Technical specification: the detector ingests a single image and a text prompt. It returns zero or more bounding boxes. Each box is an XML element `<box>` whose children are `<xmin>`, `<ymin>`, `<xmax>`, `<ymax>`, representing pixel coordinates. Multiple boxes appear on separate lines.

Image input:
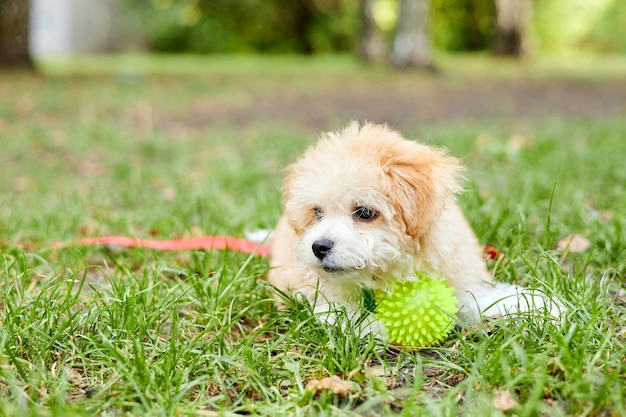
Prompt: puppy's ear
<box><xmin>382</xmin><ymin>142</ymin><xmax>464</xmax><ymax>238</ymax></box>
<box><xmin>281</xmin><ymin>166</ymin><xmax>316</xmax><ymax>236</ymax></box>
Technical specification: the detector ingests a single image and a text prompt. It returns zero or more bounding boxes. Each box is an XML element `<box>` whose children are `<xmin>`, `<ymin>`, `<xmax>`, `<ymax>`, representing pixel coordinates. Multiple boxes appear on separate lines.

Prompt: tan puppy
<box><xmin>269</xmin><ymin>122</ymin><xmax>552</xmax><ymax>330</ymax></box>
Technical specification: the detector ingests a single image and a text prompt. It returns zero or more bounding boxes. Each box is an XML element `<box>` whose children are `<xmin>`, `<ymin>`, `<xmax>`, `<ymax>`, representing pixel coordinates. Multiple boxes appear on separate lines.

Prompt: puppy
<box><xmin>268</xmin><ymin>122</ymin><xmax>554</xmax><ymax>331</ymax></box>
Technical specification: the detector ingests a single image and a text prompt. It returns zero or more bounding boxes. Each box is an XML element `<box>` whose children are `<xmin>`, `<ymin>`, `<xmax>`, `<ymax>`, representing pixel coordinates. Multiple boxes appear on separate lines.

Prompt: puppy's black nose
<box><xmin>312</xmin><ymin>239</ymin><xmax>334</xmax><ymax>260</ymax></box>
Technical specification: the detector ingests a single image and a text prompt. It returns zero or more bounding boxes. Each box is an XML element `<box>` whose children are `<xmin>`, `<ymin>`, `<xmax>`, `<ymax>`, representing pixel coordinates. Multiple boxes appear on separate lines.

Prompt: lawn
<box><xmin>0</xmin><ymin>54</ymin><xmax>625</xmax><ymax>416</ymax></box>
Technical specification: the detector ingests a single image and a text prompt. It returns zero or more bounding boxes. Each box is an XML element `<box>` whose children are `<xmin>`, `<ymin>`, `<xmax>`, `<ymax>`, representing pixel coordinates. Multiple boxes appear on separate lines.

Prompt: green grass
<box><xmin>1</xmin><ymin>55</ymin><xmax>625</xmax><ymax>416</ymax></box>
<box><xmin>36</xmin><ymin>52</ymin><xmax>626</xmax><ymax>80</ymax></box>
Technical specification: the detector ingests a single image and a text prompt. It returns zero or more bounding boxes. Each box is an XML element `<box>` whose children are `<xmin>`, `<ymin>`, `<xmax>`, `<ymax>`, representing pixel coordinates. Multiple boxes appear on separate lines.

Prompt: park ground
<box><xmin>0</xmin><ymin>54</ymin><xmax>625</xmax><ymax>416</ymax></box>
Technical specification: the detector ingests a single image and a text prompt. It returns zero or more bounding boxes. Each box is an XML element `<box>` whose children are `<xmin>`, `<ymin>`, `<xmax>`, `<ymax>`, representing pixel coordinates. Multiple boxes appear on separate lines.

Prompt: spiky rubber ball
<box><xmin>375</xmin><ymin>276</ymin><xmax>459</xmax><ymax>347</ymax></box>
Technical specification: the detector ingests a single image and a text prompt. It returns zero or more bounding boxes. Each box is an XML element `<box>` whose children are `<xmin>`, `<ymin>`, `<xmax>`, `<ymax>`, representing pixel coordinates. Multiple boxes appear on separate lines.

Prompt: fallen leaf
<box><xmin>365</xmin><ymin>365</ymin><xmax>391</xmax><ymax>378</ymax></box>
<box><xmin>493</xmin><ymin>389</ymin><xmax>519</xmax><ymax>412</ymax></box>
<box><xmin>65</xmin><ymin>367</ymin><xmax>85</xmax><ymax>386</ymax></box>
<box><xmin>161</xmin><ymin>186</ymin><xmax>177</xmax><ymax>201</ymax></box>
<box><xmin>306</xmin><ymin>375</ymin><xmax>355</xmax><ymax>396</ymax></box>
<box><xmin>600</xmin><ymin>210</ymin><xmax>613</xmax><ymax>221</ymax></box>
<box><xmin>78</xmin><ymin>219</ymin><xmax>101</xmax><ymax>237</ymax></box>
<box><xmin>506</xmin><ymin>133</ymin><xmax>532</xmax><ymax>154</ymax></box>
<box><xmin>557</xmin><ymin>234</ymin><xmax>591</xmax><ymax>253</ymax></box>
<box><xmin>38</xmin><ymin>386</ymin><xmax>49</xmax><ymax>398</ymax></box>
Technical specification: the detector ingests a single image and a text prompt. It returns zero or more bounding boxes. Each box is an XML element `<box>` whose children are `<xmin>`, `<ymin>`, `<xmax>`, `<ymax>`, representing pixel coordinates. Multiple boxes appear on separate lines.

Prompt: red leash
<box><xmin>50</xmin><ymin>235</ymin><xmax>499</xmax><ymax>265</ymax></box>
<box><xmin>52</xmin><ymin>235</ymin><xmax>270</xmax><ymax>257</ymax></box>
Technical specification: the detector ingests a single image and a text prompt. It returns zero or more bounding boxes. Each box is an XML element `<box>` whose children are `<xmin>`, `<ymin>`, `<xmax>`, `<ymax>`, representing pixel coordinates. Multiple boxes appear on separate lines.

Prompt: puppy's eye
<box><xmin>313</xmin><ymin>207</ymin><xmax>324</xmax><ymax>220</ymax></box>
<box><xmin>353</xmin><ymin>206</ymin><xmax>378</xmax><ymax>222</ymax></box>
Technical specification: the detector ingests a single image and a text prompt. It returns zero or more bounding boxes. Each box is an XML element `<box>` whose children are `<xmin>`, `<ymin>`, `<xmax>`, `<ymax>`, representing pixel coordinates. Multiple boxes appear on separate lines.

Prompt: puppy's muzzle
<box><xmin>312</xmin><ymin>238</ymin><xmax>334</xmax><ymax>260</ymax></box>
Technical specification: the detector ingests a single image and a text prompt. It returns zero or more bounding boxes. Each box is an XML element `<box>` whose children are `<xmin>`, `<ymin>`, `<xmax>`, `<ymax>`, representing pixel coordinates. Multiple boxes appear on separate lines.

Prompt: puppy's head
<box><xmin>282</xmin><ymin>122</ymin><xmax>463</xmax><ymax>288</ymax></box>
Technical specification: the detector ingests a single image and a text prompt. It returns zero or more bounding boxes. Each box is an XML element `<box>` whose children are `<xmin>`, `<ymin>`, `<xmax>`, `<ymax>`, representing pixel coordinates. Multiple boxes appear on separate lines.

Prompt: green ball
<box><xmin>375</xmin><ymin>275</ymin><xmax>459</xmax><ymax>347</ymax></box>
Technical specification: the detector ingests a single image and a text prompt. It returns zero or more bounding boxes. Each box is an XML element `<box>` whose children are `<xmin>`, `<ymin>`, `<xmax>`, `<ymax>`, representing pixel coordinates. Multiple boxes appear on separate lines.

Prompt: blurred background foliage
<box><xmin>122</xmin><ymin>0</ymin><xmax>626</xmax><ymax>55</ymax></box>
<box><xmin>125</xmin><ymin>0</ymin><xmax>359</xmax><ymax>54</ymax></box>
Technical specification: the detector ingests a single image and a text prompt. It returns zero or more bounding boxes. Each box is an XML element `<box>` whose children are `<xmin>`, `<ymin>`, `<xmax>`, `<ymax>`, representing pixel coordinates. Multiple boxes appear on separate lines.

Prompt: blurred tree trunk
<box><xmin>492</xmin><ymin>0</ymin><xmax>531</xmax><ymax>57</ymax></box>
<box><xmin>359</xmin><ymin>0</ymin><xmax>386</xmax><ymax>63</ymax></box>
<box><xmin>391</xmin><ymin>0</ymin><xmax>434</xmax><ymax>70</ymax></box>
<box><xmin>0</xmin><ymin>0</ymin><xmax>34</xmax><ymax>68</ymax></box>
<box><xmin>292</xmin><ymin>0</ymin><xmax>314</xmax><ymax>54</ymax></box>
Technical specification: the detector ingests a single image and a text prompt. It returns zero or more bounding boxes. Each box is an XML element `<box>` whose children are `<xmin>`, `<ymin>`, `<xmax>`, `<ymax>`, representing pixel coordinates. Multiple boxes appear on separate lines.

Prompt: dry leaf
<box><xmin>38</xmin><ymin>386</ymin><xmax>49</xmax><ymax>398</ymax></box>
<box><xmin>365</xmin><ymin>365</ymin><xmax>391</xmax><ymax>378</ymax></box>
<box><xmin>161</xmin><ymin>186</ymin><xmax>177</xmax><ymax>201</ymax></box>
<box><xmin>506</xmin><ymin>133</ymin><xmax>532</xmax><ymax>154</ymax></box>
<box><xmin>557</xmin><ymin>234</ymin><xmax>591</xmax><ymax>253</ymax></box>
<box><xmin>78</xmin><ymin>219</ymin><xmax>101</xmax><ymax>237</ymax></box>
<box><xmin>492</xmin><ymin>389</ymin><xmax>519</xmax><ymax>411</ymax></box>
<box><xmin>306</xmin><ymin>375</ymin><xmax>355</xmax><ymax>396</ymax></box>
<box><xmin>65</xmin><ymin>367</ymin><xmax>85</xmax><ymax>386</ymax></box>
<box><xmin>600</xmin><ymin>210</ymin><xmax>614</xmax><ymax>221</ymax></box>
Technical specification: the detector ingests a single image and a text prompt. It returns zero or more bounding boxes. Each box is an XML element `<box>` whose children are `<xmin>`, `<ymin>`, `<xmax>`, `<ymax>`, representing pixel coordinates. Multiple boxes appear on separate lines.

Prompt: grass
<box><xmin>1</xmin><ymin>54</ymin><xmax>625</xmax><ymax>416</ymax></box>
<box><xmin>36</xmin><ymin>51</ymin><xmax>626</xmax><ymax>80</ymax></box>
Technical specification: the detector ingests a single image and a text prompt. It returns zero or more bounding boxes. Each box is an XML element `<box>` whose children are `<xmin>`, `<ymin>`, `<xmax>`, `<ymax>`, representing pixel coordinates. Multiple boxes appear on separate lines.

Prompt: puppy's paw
<box><xmin>312</xmin><ymin>301</ymin><xmax>389</xmax><ymax>340</ymax></box>
<box><xmin>458</xmin><ymin>282</ymin><xmax>565</xmax><ymax>324</ymax></box>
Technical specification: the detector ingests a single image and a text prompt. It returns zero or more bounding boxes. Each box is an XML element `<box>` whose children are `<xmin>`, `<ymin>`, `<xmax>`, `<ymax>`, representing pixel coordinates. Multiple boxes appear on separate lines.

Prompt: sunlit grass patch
<box><xmin>0</xmin><ymin>57</ymin><xmax>624</xmax><ymax>415</ymax></box>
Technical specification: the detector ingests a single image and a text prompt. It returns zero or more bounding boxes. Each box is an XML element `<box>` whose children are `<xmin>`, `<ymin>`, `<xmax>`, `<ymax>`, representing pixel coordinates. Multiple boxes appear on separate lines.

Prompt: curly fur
<box><xmin>268</xmin><ymin>122</ymin><xmax>558</xmax><ymax>331</ymax></box>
